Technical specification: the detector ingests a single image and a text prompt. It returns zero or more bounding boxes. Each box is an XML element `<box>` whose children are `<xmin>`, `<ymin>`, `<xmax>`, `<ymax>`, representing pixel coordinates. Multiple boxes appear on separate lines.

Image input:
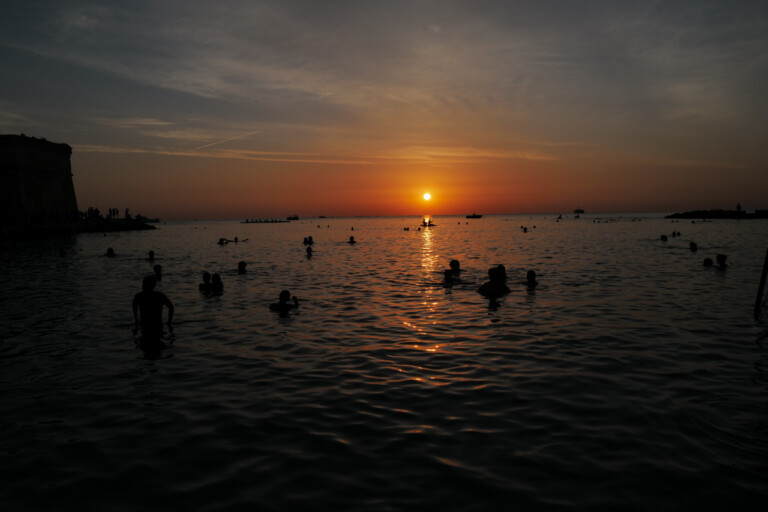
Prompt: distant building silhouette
<box><xmin>0</xmin><ymin>135</ymin><xmax>78</xmax><ymax>231</ymax></box>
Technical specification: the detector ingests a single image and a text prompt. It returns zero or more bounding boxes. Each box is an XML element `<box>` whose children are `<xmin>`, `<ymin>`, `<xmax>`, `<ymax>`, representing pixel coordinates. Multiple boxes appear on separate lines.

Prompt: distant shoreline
<box><xmin>666</xmin><ymin>209</ymin><xmax>768</xmax><ymax>220</ymax></box>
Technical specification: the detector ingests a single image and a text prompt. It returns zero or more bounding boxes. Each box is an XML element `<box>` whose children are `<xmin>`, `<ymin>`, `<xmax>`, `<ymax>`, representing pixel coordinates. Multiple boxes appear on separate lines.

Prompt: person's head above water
<box><xmin>238</xmin><ymin>261</ymin><xmax>247</xmax><ymax>273</ymax></box>
<box><xmin>450</xmin><ymin>259</ymin><xmax>460</xmax><ymax>272</ymax></box>
<box><xmin>279</xmin><ymin>290</ymin><xmax>291</xmax><ymax>303</ymax></box>
<box><xmin>526</xmin><ymin>269</ymin><xmax>538</xmax><ymax>287</ymax></box>
<box><xmin>202</xmin><ymin>271</ymin><xmax>211</xmax><ymax>283</ymax></box>
<box><xmin>142</xmin><ymin>275</ymin><xmax>157</xmax><ymax>292</ymax></box>
<box><xmin>106</xmin><ymin>247</ymin><xmax>115</xmax><ymax>257</ymax></box>
<box><xmin>148</xmin><ymin>250</ymin><xmax>155</xmax><ymax>260</ymax></box>
<box><xmin>716</xmin><ymin>254</ymin><xmax>728</xmax><ymax>267</ymax></box>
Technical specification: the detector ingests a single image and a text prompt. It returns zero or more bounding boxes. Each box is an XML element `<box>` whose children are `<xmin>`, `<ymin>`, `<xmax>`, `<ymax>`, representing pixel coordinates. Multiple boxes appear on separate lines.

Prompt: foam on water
<box><xmin>2</xmin><ymin>214</ymin><xmax>768</xmax><ymax>510</ymax></box>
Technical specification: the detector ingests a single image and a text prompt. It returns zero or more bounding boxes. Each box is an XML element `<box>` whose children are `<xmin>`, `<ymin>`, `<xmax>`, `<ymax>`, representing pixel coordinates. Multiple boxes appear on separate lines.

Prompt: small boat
<box><xmin>286</xmin><ymin>215</ymin><xmax>299</xmax><ymax>221</ymax></box>
<box><xmin>466</xmin><ymin>213</ymin><xmax>483</xmax><ymax>219</ymax></box>
<box><xmin>574</xmin><ymin>208</ymin><xmax>585</xmax><ymax>214</ymax></box>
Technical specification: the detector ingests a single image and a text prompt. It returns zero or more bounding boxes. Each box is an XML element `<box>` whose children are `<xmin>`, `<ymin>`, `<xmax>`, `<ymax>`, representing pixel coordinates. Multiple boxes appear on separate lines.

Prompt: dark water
<box><xmin>2</xmin><ymin>214</ymin><xmax>768</xmax><ymax>510</ymax></box>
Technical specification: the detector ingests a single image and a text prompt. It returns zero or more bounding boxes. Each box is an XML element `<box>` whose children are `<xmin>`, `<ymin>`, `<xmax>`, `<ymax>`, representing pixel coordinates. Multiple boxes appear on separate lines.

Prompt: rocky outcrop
<box><xmin>1</xmin><ymin>135</ymin><xmax>79</xmax><ymax>234</ymax></box>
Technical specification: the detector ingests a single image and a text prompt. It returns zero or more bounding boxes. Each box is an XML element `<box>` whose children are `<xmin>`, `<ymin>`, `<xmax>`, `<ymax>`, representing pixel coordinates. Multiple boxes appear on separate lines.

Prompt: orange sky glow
<box><xmin>3</xmin><ymin>2</ymin><xmax>767</xmax><ymax>219</ymax></box>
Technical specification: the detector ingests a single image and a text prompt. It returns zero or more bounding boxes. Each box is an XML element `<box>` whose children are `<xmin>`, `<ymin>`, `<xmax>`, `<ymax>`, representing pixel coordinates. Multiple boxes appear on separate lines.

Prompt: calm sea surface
<box><xmin>2</xmin><ymin>214</ymin><xmax>768</xmax><ymax>511</ymax></box>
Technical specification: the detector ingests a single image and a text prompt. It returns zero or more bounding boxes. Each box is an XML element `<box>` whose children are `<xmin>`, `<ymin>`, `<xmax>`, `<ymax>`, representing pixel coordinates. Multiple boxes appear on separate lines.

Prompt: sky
<box><xmin>1</xmin><ymin>0</ymin><xmax>767</xmax><ymax>219</ymax></box>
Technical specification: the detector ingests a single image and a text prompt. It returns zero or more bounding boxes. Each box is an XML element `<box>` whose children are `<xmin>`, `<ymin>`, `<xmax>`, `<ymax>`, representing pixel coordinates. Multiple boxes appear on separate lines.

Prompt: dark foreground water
<box><xmin>2</xmin><ymin>214</ymin><xmax>768</xmax><ymax>511</ymax></box>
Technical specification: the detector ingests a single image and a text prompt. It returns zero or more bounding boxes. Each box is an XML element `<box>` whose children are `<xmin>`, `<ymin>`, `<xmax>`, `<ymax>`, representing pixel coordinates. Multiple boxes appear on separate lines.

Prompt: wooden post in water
<box><xmin>756</xmin><ymin>245</ymin><xmax>768</xmax><ymax>320</ymax></box>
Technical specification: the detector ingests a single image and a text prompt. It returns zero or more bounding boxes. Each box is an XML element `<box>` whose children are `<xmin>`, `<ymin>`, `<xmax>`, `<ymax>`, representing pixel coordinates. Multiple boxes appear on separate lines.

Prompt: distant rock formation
<box><xmin>1</xmin><ymin>134</ymin><xmax>156</xmax><ymax>238</ymax></box>
<box><xmin>666</xmin><ymin>209</ymin><xmax>768</xmax><ymax>220</ymax></box>
<box><xmin>1</xmin><ymin>135</ymin><xmax>79</xmax><ymax>233</ymax></box>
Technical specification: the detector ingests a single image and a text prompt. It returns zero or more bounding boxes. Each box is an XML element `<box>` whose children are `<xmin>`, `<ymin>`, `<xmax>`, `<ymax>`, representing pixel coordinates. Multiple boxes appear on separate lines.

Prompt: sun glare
<box><xmin>423</xmin><ymin>193</ymin><xmax>431</xmax><ymax>201</ymax></box>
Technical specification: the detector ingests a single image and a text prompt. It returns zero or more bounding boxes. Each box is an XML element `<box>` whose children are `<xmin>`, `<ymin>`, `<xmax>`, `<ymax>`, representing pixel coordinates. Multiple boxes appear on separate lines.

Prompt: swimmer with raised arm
<box><xmin>270</xmin><ymin>290</ymin><xmax>300</xmax><ymax>316</ymax></box>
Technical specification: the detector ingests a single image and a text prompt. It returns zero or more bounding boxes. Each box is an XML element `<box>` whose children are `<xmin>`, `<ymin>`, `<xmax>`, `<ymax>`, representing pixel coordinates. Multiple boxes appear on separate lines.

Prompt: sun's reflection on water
<box><xmin>420</xmin><ymin>222</ymin><xmax>439</xmax><ymax>313</ymax></box>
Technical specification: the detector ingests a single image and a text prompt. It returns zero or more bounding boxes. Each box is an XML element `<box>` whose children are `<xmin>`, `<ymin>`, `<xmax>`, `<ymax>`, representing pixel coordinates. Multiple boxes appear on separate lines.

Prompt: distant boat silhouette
<box><xmin>466</xmin><ymin>213</ymin><xmax>483</xmax><ymax>218</ymax></box>
<box><xmin>287</xmin><ymin>215</ymin><xmax>299</xmax><ymax>221</ymax></box>
<box><xmin>574</xmin><ymin>208</ymin><xmax>585</xmax><ymax>214</ymax></box>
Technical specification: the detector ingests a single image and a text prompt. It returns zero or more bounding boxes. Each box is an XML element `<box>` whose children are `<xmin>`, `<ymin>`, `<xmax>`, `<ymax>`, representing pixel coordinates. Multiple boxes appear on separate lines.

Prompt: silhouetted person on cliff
<box><xmin>133</xmin><ymin>275</ymin><xmax>174</xmax><ymax>341</ymax></box>
<box><xmin>270</xmin><ymin>290</ymin><xmax>299</xmax><ymax>317</ymax></box>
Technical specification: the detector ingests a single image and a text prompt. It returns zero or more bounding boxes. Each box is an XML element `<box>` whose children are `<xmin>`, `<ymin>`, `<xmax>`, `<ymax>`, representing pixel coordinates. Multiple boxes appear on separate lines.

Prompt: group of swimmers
<box><xmin>469</xmin><ymin>261</ymin><xmax>538</xmax><ymax>299</ymax></box>
<box><xmin>130</xmin><ymin>240</ymin><xmax>538</xmax><ymax>349</ymax></box>
<box><xmin>660</xmin><ymin>231</ymin><xmax>728</xmax><ymax>268</ymax></box>
<box><xmin>130</xmin><ymin>246</ymin><xmax>303</xmax><ymax>346</ymax></box>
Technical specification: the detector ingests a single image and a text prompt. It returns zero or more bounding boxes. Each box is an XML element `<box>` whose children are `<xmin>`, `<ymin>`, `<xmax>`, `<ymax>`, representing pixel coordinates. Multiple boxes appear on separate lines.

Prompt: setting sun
<box><xmin>423</xmin><ymin>193</ymin><xmax>431</xmax><ymax>201</ymax></box>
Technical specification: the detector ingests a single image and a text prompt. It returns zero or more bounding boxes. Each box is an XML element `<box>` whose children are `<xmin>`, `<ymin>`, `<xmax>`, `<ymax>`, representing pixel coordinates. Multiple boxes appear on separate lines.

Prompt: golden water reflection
<box><xmin>420</xmin><ymin>221</ymin><xmax>439</xmax><ymax>312</ymax></box>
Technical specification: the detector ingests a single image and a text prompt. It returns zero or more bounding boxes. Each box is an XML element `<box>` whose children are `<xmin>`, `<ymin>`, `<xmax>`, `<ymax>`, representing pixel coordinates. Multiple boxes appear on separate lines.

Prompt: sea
<box><xmin>2</xmin><ymin>213</ymin><xmax>768</xmax><ymax>511</ymax></box>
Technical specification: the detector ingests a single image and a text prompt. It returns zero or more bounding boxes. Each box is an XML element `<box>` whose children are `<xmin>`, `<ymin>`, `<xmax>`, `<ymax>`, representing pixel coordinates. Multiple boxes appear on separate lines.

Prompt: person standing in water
<box><xmin>132</xmin><ymin>275</ymin><xmax>174</xmax><ymax>340</ymax></box>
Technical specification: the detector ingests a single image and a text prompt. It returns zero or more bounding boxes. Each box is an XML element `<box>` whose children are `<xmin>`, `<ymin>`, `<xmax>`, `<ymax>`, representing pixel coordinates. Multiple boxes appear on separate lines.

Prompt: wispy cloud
<box><xmin>195</xmin><ymin>131</ymin><xmax>261</xmax><ymax>151</ymax></box>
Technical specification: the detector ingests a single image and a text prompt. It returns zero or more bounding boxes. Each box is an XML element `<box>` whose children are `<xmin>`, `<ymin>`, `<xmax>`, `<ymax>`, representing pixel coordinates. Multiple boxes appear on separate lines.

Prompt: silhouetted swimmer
<box><xmin>147</xmin><ymin>250</ymin><xmax>155</xmax><ymax>261</ymax></box>
<box><xmin>306</xmin><ymin>246</ymin><xmax>313</xmax><ymax>258</ymax></box>
<box><xmin>303</xmin><ymin>237</ymin><xmax>309</xmax><ymax>245</ymax></box>
<box><xmin>703</xmin><ymin>258</ymin><xmax>713</xmax><ymax>267</ymax></box>
<box><xmin>716</xmin><ymin>254</ymin><xmax>728</xmax><ymax>268</ymax></box>
<box><xmin>526</xmin><ymin>269</ymin><xmax>538</xmax><ymax>288</ymax></box>
<box><xmin>689</xmin><ymin>242</ymin><xmax>698</xmax><ymax>252</ymax></box>
<box><xmin>477</xmin><ymin>266</ymin><xmax>511</xmax><ymax>298</ymax></box>
<box><xmin>270</xmin><ymin>290</ymin><xmax>299</xmax><ymax>316</ymax></box>
<box><xmin>105</xmin><ymin>247</ymin><xmax>116</xmax><ymax>257</ymax></box>
<box><xmin>238</xmin><ymin>261</ymin><xmax>247</xmax><ymax>274</ymax></box>
<box><xmin>449</xmin><ymin>259</ymin><xmax>461</xmax><ymax>275</ymax></box>
<box><xmin>443</xmin><ymin>269</ymin><xmax>454</xmax><ymax>287</ymax></box>
<box><xmin>212</xmin><ymin>273</ymin><xmax>223</xmax><ymax>293</ymax></box>
<box><xmin>132</xmin><ymin>275</ymin><xmax>174</xmax><ymax>341</ymax></box>
<box><xmin>199</xmin><ymin>271</ymin><xmax>212</xmax><ymax>293</ymax></box>
<box><xmin>308</xmin><ymin>236</ymin><xmax>314</xmax><ymax>245</ymax></box>
<box><xmin>218</xmin><ymin>238</ymin><xmax>227</xmax><ymax>245</ymax></box>
<box><xmin>153</xmin><ymin>264</ymin><xmax>162</xmax><ymax>281</ymax></box>
<box><xmin>349</xmin><ymin>236</ymin><xmax>356</xmax><ymax>244</ymax></box>
<box><xmin>660</xmin><ymin>235</ymin><xmax>668</xmax><ymax>241</ymax></box>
